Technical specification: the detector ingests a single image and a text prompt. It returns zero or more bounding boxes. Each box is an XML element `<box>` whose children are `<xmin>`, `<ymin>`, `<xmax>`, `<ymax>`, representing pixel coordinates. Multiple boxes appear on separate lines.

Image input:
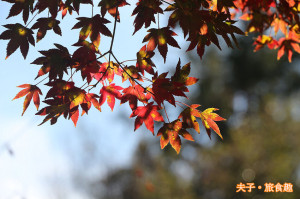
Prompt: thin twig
<box><xmin>111</xmin><ymin>52</ymin><xmax>154</xmax><ymax>96</ymax></box>
<box><xmin>175</xmin><ymin>100</ymin><xmax>192</xmax><ymax>108</ymax></box>
<box><xmin>88</xmin><ymin>7</ymin><xmax>119</xmax><ymax>92</ymax></box>
<box><xmin>158</xmin><ymin>12</ymin><xmax>160</xmax><ymax>29</ymax></box>
<box><xmin>92</xmin><ymin>0</ymin><xmax>94</xmax><ymax>17</ymax></box>
<box><xmin>35</xmin><ymin>76</ymin><xmax>48</xmax><ymax>86</ymax></box>
<box><xmin>161</xmin><ymin>0</ymin><xmax>173</xmax><ymax>6</ymax></box>
<box><xmin>162</xmin><ymin>103</ymin><xmax>170</xmax><ymax>123</ymax></box>
<box><xmin>25</xmin><ymin>12</ymin><xmax>39</xmax><ymax>27</ymax></box>
<box><xmin>120</xmin><ymin>59</ymin><xmax>137</xmax><ymax>64</ymax></box>
<box><xmin>108</xmin><ymin>7</ymin><xmax>119</xmax><ymax>64</ymax></box>
<box><xmin>175</xmin><ymin>102</ymin><xmax>185</xmax><ymax>109</ymax></box>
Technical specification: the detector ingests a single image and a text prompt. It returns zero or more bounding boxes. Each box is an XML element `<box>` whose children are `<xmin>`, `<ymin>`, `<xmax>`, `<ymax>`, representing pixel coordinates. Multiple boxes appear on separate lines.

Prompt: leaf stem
<box><xmin>162</xmin><ymin>102</ymin><xmax>170</xmax><ymax>123</ymax></box>
<box><xmin>175</xmin><ymin>101</ymin><xmax>192</xmax><ymax>108</ymax></box>
<box><xmin>161</xmin><ymin>0</ymin><xmax>173</xmax><ymax>6</ymax></box>
<box><xmin>25</xmin><ymin>12</ymin><xmax>39</xmax><ymax>28</ymax></box>
<box><xmin>35</xmin><ymin>76</ymin><xmax>49</xmax><ymax>86</ymax></box>
<box><xmin>111</xmin><ymin>52</ymin><xmax>154</xmax><ymax>96</ymax></box>
<box><xmin>108</xmin><ymin>7</ymin><xmax>119</xmax><ymax>64</ymax></box>
<box><xmin>120</xmin><ymin>59</ymin><xmax>137</xmax><ymax>64</ymax></box>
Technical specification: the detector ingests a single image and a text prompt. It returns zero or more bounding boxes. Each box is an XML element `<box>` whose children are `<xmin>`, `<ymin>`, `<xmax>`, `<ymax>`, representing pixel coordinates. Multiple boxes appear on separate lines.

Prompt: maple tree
<box><xmin>1</xmin><ymin>0</ymin><xmax>298</xmax><ymax>154</ymax></box>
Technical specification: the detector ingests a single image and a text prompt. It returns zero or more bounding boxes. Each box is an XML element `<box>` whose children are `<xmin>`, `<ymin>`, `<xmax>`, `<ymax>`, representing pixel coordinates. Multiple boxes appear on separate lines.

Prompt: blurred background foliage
<box><xmin>55</xmin><ymin>35</ymin><xmax>300</xmax><ymax>199</ymax></box>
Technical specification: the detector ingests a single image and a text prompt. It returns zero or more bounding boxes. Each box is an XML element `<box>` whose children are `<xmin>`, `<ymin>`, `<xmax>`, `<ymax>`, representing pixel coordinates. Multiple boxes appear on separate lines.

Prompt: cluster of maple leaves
<box><xmin>1</xmin><ymin>0</ymin><xmax>298</xmax><ymax>153</ymax></box>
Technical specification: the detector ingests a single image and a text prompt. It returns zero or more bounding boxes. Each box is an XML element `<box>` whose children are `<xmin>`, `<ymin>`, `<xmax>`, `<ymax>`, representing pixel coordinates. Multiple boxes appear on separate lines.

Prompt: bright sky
<box><xmin>0</xmin><ymin>1</ymin><xmax>199</xmax><ymax>198</ymax></box>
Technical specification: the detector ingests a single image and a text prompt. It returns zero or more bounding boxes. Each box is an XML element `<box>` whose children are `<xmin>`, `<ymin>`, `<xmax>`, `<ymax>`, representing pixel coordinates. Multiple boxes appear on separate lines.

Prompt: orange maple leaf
<box><xmin>13</xmin><ymin>84</ymin><xmax>42</xmax><ymax>116</ymax></box>
<box><xmin>157</xmin><ymin>119</ymin><xmax>194</xmax><ymax>154</ymax></box>
<box><xmin>200</xmin><ymin>108</ymin><xmax>226</xmax><ymax>139</ymax></box>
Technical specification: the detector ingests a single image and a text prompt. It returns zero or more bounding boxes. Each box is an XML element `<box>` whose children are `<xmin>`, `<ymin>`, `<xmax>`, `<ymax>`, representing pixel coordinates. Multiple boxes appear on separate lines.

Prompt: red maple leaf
<box><xmin>149</xmin><ymin>72</ymin><xmax>189</xmax><ymax>106</ymax></box>
<box><xmin>130</xmin><ymin>102</ymin><xmax>164</xmax><ymax>134</ymax></box>
<box><xmin>92</xmin><ymin>61</ymin><xmax>121</xmax><ymax>84</ymax></box>
<box><xmin>143</xmin><ymin>27</ymin><xmax>180</xmax><ymax>62</ymax></box>
<box><xmin>81</xmin><ymin>93</ymin><xmax>102</xmax><ymax>115</ymax></box>
<box><xmin>13</xmin><ymin>84</ymin><xmax>42</xmax><ymax>116</ymax></box>
<box><xmin>121</xmin><ymin>84</ymin><xmax>148</xmax><ymax>110</ymax></box>
<box><xmin>99</xmin><ymin>83</ymin><xmax>123</xmax><ymax>111</ymax></box>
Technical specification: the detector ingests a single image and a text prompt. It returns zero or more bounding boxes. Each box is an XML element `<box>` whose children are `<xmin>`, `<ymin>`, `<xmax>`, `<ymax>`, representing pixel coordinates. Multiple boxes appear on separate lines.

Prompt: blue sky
<box><xmin>0</xmin><ymin>1</ymin><xmax>204</xmax><ymax>198</ymax></box>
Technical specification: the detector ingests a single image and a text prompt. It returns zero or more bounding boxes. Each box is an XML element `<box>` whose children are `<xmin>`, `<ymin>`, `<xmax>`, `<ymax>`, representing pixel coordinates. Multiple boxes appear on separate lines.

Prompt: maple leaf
<box><xmin>272</xmin><ymin>17</ymin><xmax>287</xmax><ymax>36</ymax></box>
<box><xmin>42</xmin><ymin>81</ymin><xmax>91</xmax><ymax>126</ymax></box>
<box><xmin>178</xmin><ymin>104</ymin><xmax>201</xmax><ymax>133</ymax></box>
<box><xmin>0</xmin><ymin>23</ymin><xmax>34</xmax><ymax>59</ymax></box>
<box><xmin>148</xmin><ymin>73</ymin><xmax>175</xmax><ymax>106</ymax></box>
<box><xmin>143</xmin><ymin>27</ymin><xmax>180</xmax><ymax>62</ymax></box>
<box><xmin>98</xmin><ymin>0</ymin><xmax>129</xmax><ymax>21</ymax></box>
<box><xmin>92</xmin><ymin>61</ymin><xmax>120</xmax><ymax>84</ymax></box>
<box><xmin>186</xmin><ymin>11</ymin><xmax>243</xmax><ymax>58</ymax></box>
<box><xmin>31</xmin><ymin>17</ymin><xmax>62</xmax><ymax>42</ymax></box>
<box><xmin>215</xmin><ymin>0</ymin><xmax>236</xmax><ymax>12</ymax></box>
<box><xmin>65</xmin><ymin>0</ymin><xmax>93</xmax><ymax>13</ymax></box>
<box><xmin>121</xmin><ymin>84</ymin><xmax>148</xmax><ymax>110</ymax></box>
<box><xmin>36</xmin><ymin>102</ymin><xmax>70</xmax><ymax>126</ymax></box>
<box><xmin>12</xmin><ymin>84</ymin><xmax>42</xmax><ymax>116</ymax></box>
<box><xmin>121</xmin><ymin>65</ymin><xmax>143</xmax><ymax>85</ymax></box>
<box><xmin>165</xmin><ymin>0</ymin><xmax>202</xmax><ymax>38</ymax></box>
<box><xmin>130</xmin><ymin>102</ymin><xmax>164</xmax><ymax>134</ymax></box>
<box><xmin>31</xmin><ymin>44</ymin><xmax>72</xmax><ymax>80</ymax></box>
<box><xmin>81</xmin><ymin>93</ymin><xmax>102</xmax><ymax>115</ymax></box>
<box><xmin>59</xmin><ymin>1</ymin><xmax>74</xmax><ymax>18</ymax></box>
<box><xmin>242</xmin><ymin>12</ymin><xmax>272</xmax><ymax>34</ymax></box>
<box><xmin>99</xmin><ymin>83</ymin><xmax>123</xmax><ymax>111</ymax></box>
<box><xmin>45</xmin><ymin>79</ymin><xmax>74</xmax><ymax>96</ymax></box>
<box><xmin>65</xmin><ymin>87</ymin><xmax>90</xmax><ymax>126</ymax></box>
<box><xmin>72</xmin><ymin>46</ymin><xmax>100</xmax><ymax>83</ymax></box>
<box><xmin>186</xmin><ymin>34</ymin><xmax>211</xmax><ymax>59</ymax></box>
<box><xmin>3</xmin><ymin>0</ymin><xmax>35</xmax><ymax>24</ymax></box>
<box><xmin>157</xmin><ymin>119</ymin><xmax>194</xmax><ymax>154</ymax></box>
<box><xmin>149</xmin><ymin>72</ymin><xmax>188</xmax><ymax>106</ymax></box>
<box><xmin>277</xmin><ymin>31</ymin><xmax>300</xmax><ymax>62</ymax></box>
<box><xmin>200</xmin><ymin>108</ymin><xmax>226</xmax><ymax>139</ymax></box>
<box><xmin>132</xmin><ymin>0</ymin><xmax>163</xmax><ymax>34</ymax></box>
<box><xmin>171</xmin><ymin>59</ymin><xmax>198</xmax><ymax>86</ymax></box>
<box><xmin>136</xmin><ymin>45</ymin><xmax>156</xmax><ymax>75</ymax></box>
<box><xmin>34</xmin><ymin>0</ymin><xmax>60</xmax><ymax>18</ymax></box>
<box><xmin>253</xmin><ymin>35</ymin><xmax>278</xmax><ymax>52</ymax></box>
<box><xmin>72</xmin><ymin>14</ymin><xmax>112</xmax><ymax>48</ymax></box>
<box><xmin>72</xmin><ymin>39</ymin><xmax>100</xmax><ymax>52</ymax></box>
<box><xmin>66</xmin><ymin>87</ymin><xmax>88</xmax><ymax>110</ymax></box>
